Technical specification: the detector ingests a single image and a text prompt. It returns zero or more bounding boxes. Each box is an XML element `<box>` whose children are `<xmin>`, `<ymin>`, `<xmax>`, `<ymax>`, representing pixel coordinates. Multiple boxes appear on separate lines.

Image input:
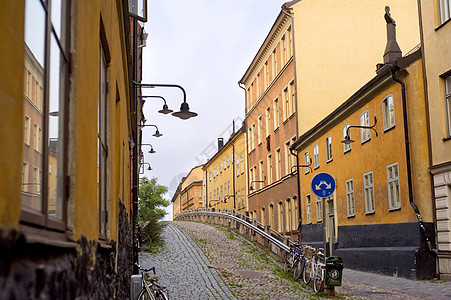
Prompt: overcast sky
<box><xmin>140</xmin><ymin>1</ymin><xmax>285</xmax><ymax>218</ymax></box>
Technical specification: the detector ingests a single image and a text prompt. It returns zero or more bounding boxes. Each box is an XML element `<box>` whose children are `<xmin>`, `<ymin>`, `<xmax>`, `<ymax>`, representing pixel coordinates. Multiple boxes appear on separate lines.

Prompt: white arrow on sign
<box><xmin>315</xmin><ymin>181</ymin><xmax>332</xmax><ymax>190</ymax></box>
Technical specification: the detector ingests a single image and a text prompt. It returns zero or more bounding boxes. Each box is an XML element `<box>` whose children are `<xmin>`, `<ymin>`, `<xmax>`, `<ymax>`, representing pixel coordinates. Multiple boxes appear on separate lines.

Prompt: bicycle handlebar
<box><xmin>133</xmin><ymin>263</ymin><xmax>156</xmax><ymax>274</ymax></box>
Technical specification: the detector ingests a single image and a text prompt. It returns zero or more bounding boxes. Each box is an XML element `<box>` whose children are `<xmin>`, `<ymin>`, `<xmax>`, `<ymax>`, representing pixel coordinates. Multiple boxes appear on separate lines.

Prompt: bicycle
<box><xmin>283</xmin><ymin>242</ymin><xmax>305</xmax><ymax>280</ymax></box>
<box><xmin>303</xmin><ymin>247</ymin><xmax>325</xmax><ymax>292</ymax></box>
<box><xmin>292</xmin><ymin>246</ymin><xmax>307</xmax><ymax>280</ymax></box>
<box><xmin>136</xmin><ymin>264</ymin><xmax>169</xmax><ymax>300</ymax></box>
<box><xmin>140</xmin><ymin>231</ymin><xmax>152</xmax><ymax>249</ymax></box>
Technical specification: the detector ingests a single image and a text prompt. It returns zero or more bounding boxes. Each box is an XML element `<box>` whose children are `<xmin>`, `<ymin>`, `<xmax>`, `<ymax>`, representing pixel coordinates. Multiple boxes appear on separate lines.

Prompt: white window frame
<box><xmin>364</xmin><ymin>171</ymin><xmax>375</xmax><ymax>214</ymax></box>
<box><xmin>360</xmin><ymin>110</ymin><xmax>371</xmax><ymax>143</ymax></box>
<box><xmin>264</xmin><ymin>61</ymin><xmax>269</xmax><ymax>88</ymax></box>
<box><xmin>259</xmin><ymin>160</ymin><xmax>264</xmax><ymax>189</ymax></box>
<box><xmin>267</xmin><ymin>154</ymin><xmax>273</xmax><ymax>184</ymax></box>
<box><xmin>273</xmin><ymin>98</ymin><xmax>279</xmax><ymax>130</ymax></box>
<box><xmin>346</xmin><ymin>179</ymin><xmax>355</xmax><ymax>217</ymax></box>
<box><xmin>313</xmin><ymin>144</ymin><xmax>319</xmax><ymax>169</ymax></box>
<box><xmin>304</xmin><ymin>151</ymin><xmax>310</xmax><ymax>174</ymax></box>
<box><xmin>24</xmin><ymin>115</ymin><xmax>31</xmax><ymax>145</ymax></box>
<box><xmin>325</xmin><ymin>135</ymin><xmax>333</xmax><ymax>162</ymax></box>
<box><xmin>285</xmin><ymin>141</ymin><xmax>292</xmax><ymax>176</ymax></box>
<box><xmin>343</xmin><ymin>123</ymin><xmax>351</xmax><ymax>153</ymax></box>
<box><xmin>283</xmin><ymin>86</ymin><xmax>289</xmax><ymax>121</ymax></box>
<box><xmin>316</xmin><ymin>196</ymin><xmax>322</xmax><ymax>222</ymax></box>
<box><xmin>257</xmin><ymin>116</ymin><xmax>262</xmax><ymax>145</ymax></box>
<box><xmin>306</xmin><ymin>194</ymin><xmax>312</xmax><ymax>224</ymax></box>
<box><xmin>387</xmin><ymin>162</ymin><xmax>401</xmax><ymax>210</ymax></box>
<box><xmin>273</xmin><ymin>48</ymin><xmax>277</xmax><ymax>78</ymax></box>
<box><xmin>289</xmin><ymin>80</ymin><xmax>295</xmax><ymax>116</ymax></box>
<box><xmin>275</xmin><ymin>148</ymin><xmax>281</xmax><ymax>180</ymax></box>
<box><xmin>241</xmin><ymin>155</ymin><xmax>244</xmax><ymax>174</ymax></box>
<box><xmin>439</xmin><ymin>0</ymin><xmax>451</xmax><ymax>24</ymax></box>
<box><xmin>266</xmin><ymin>107</ymin><xmax>271</xmax><ymax>137</ymax></box>
<box><xmin>445</xmin><ymin>74</ymin><xmax>451</xmax><ymax>137</ymax></box>
<box><xmin>382</xmin><ymin>94</ymin><xmax>395</xmax><ymax>131</ymax></box>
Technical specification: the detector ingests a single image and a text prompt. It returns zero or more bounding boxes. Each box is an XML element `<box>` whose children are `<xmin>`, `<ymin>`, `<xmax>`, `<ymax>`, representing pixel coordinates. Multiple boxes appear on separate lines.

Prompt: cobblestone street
<box><xmin>139</xmin><ymin>221</ymin><xmax>451</xmax><ymax>299</ymax></box>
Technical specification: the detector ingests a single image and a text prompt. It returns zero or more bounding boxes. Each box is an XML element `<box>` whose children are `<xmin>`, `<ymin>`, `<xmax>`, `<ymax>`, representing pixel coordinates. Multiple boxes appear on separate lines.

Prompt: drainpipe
<box><xmin>290</xmin><ymin>147</ymin><xmax>302</xmax><ymax>240</ymax></box>
<box><xmin>205</xmin><ymin>169</ymin><xmax>208</xmax><ymax>209</ymax></box>
<box><xmin>231</xmin><ymin>142</ymin><xmax>237</xmax><ymax>210</ymax></box>
<box><xmin>390</xmin><ymin>66</ymin><xmax>437</xmax><ymax>255</ymax></box>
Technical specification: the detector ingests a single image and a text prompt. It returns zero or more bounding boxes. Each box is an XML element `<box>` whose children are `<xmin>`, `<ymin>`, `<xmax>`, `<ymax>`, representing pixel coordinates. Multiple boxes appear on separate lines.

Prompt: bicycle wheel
<box><xmin>137</xmin><ymin>287</ymin><xmax>156</xmax><ymax>300</ymax></box>
<box><xmin>293</xmin><ymin>256</ymin><xmax>305</xmax><ymax>280</ymax></box>
<box><xmin>154</xmin><ymin>289</ymin><xmax>169</xmax><ymax>300</ymax></box>
<box><xmin>313</xmin><ymin>272</ymin><xmax>324</xmax><ymax>293</ymax></box>
<box><xmin>283</xmin><ymin>255</ymin><xmax>293</xmax><ymax>273</ymax></box>
<box><xmin>142</xmin><ymin>232</ymin><xmax>152</xmax><ymax>249</ymax></box>
<box><xmin>302</xmin><ymin>260</ymin><xmax>311</xmax><ymax>284</ymax></box>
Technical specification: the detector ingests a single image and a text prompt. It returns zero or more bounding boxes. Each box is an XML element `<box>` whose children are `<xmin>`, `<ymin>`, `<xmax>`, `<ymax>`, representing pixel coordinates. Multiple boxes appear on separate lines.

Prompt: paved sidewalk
<box><xmin>139</xmin><ymin>222</ymin><xmax>235</xmax><ymax>300</ymax></box>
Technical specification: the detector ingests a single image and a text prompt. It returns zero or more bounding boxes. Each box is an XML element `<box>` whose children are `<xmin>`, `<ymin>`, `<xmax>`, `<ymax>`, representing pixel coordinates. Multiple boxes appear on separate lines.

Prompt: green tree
<box><xmin>138</xmin><ymin>177</ymin><xmax>169</xmax><ymax>243</ymax></box>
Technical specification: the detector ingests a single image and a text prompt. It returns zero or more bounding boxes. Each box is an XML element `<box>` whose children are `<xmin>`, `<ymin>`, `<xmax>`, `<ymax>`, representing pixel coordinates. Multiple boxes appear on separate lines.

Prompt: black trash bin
<box><xmin>325</xmin><ymin>256</ymin><xmax>343</xmax><ymax>286</ymax></box>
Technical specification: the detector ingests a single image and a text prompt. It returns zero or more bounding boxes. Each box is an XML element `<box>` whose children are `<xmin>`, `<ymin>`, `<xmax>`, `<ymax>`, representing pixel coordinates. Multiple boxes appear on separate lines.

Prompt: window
<box><xmin>285</xmin><ymin>199</ymin><xmax>292</xmax><ymax>232</ymax></box>
<box><xmin>343</xmin><ymin>123</ymin><xmax>351</xmax><ymax>153</ymax></box>
<box><xmin>261</xmin><ymin>207</ymin><xmax>266</xmax><ymax>225</ymax></box>
<box><xmin>316</xmin><ymin>196</ymin><xmax>322</xmax><ymax>222</ymax></box>
<box><xmin>220</xmin><ymin>186</ymin><xmax>223</xmax><ymax>200</ymax></box>
<box><xmin>273</xmin><ymin>98</ymin><xmax>279</xmax><ymax>130</ymax></box>
<box><xmin>364</xmin><ymin>171</ymin><xmax>375</xmax><ymax>214</ymax></box>
<box><xmin>227</xmin><ymin>181</ymin><xmax>230</xmax><ymax>195</ymax></box>
<box><xmin>439</xmin><ymin>0</ymin><xmax>451</xmax><ymax>24</ymax></box>
<box><xmin>275</xmin><ymin>148</ymin><xmax>281</xmax><ymax>180</ymax></box>
<box><xmin>236</xmin><ymin>158</ymin><xmax>240</xmax><ymax>177</ymax></box>
<box><xmin>360</xmin><ymin>110</ymin><xmax>371</xmax><ymax>143</ymax></box>
<box><xmin>265</xmin><ymin>61</ymin><xmax>269</xmax><ymax>88</ymax></box>
<box><xmin>282</xmin><ymin>34</ymin><xmax>287</xmax><ymax>64</ymax></box>
<box><xmin>224</xmin><ymin>159</ymin><xmax>226</xmax><ymax>170</ymax></box>
<box><xmin>346</xmin><ymin>179</ymin><xmax>355</xmax><ymax>217</ymax></box>
<box><xmin>445</xmin><ymin>75</ymin><xmax>451</xmax><ymax>137</ymax></box>
<box><xmin>98</xmin><ymin>43</ymin><xmax>109</xmax><ymax>238</ymax></box>
<box><xmin>382</xmin><ymin>95</ymin><xmax>395</xmax><ymax>130</ymax></box>
<box><xmin>257</xmin><ymin>116</ymin><xmax>262</xmax><ymax>144</ymax></box>
<box><xmin>291</xmin><ymin>136</ymin><xmax>297</xmax><ymax>168</ymax></box>
<box><xmin>313</xmin><ymin>144</ymin><xmax>319</xmax><ymax>169</ymax></box>
<box><xmin>267</xmin><ymin>154</ymin><xmax>273</xmax><ymax>184</ymax></box>
<box><xmin>306</xmin><ymin>194</ymin><xmax>312</xmax><ymax>224</ymax></box>
<box><xmin>285</xmin><ymin>141</ymin><xmax>292</xmax><ymax>176</ymax></box>
<box><xmin>292</xmin><ymin>198</ymin><xmax>298</xmax><ymax>230</ymax></box>
<box><xmin>278</xmin><ymin>202</ymin><xmax>283</xmax><ymax>231</ymax></box>
<box><xmin>248</xmin><ymin>127</ymin><xmax>252</xmax><ymax>153</ymax></box>
<box><xmin>220</xmin><ymin>162</ymin><xmax>223</xmax><ymax>173</ymax></box>
<box><xmin>269</xmin><ymin>204</ymin><xmax>275</xmax><ymax>228</ymax></box>
<box><xmin>209</xmin><ymin>172</ymin><xmax>211</xmax><ymax>181</ymax></box>
<box><xmin>250</xmin><ymin>167</ymin><xmax>254</xmax><ymax>190</ymax></box>
<box><xmin>272</xmin><ymin>49</ymin><xmax>277</xmax><ymax>78</ymax></box>
<box><xmin>241</xmin><ymin>155</ymin><xmax>244</xmax><ymax>174</ymax></box>
<box><xmin>22</xmin><ymin>0</ymin><xmax>69</xmax><ymax>229</ymax></box>
<box><xmin>325</xmin><ymin>136</ymin><xmax>333</xmax><ymax>162</ymax></box>
<box><xmin>213</xmin><ymin>168</ymin><xmax>216</xmax><ymax>178</ymax></box>
<box><xmin>287</xmin><ymin>26</ymin><xmax>292</xmax><ymax>57</ymax></box>
<box><xmin>227</xmin><ymin>156</ymin><xmax>230</xmax><ymax>167</ymax></box>
<box><xmin>257</xmin><ymin>73</ymin><xmax>261</xmax><ymax>97</ymax></box>
<box><xmin>289</xmin><ymin>80</ymin><xmax>295</xmax><ymax>115</ymax></box>
<box><xmin>304</xmin><ymin>151</ymin><xmax>310</xmax><ymax>174</ymax></box>
<box><xmin>259</xmin><ymin>160</ymin><xmax>264</xmax><ymax>189</ymax></box>
<box><xmin>283</xmin><ymin>86</ymin><xmax>289</xmax><ymax>121</ymax></box>
<box><xmin>266</xmin><ymin>107</ymin><xmax>271</xmax><ymax>136</ymax></box>
<box><xmin>241</xmin><ymin>188</ymin><xmax>245</xmax><ymax>208</ymax></box>
<box><xmin>251</xmin><ymin>123</ymin><xmax>255</xmax><ymax>150</ymax></box>
<box><xmin>387</xmin><ymin>163</ymin><xmax>401</xmax><ymax>210</ymax></box>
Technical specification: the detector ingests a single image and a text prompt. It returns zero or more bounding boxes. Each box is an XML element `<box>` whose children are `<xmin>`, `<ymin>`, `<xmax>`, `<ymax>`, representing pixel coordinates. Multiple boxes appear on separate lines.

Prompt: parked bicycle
<box><xmin>137</xmin><ymin>227</ymin><xmax>152</xmax><ymax>250</ymax></box>
<box><xmin>283</xmin><ymin>242</ymin><xmax>305</xmax><ymax>280</ymax></box>
<box><xmin>135</xmin><ymin>263</ymin><xmax>169</xmax><ymax>300</ymax></box>
<box><xmin>303</xmin><ymin>247</ymin><xmax>325</xmax><ymax>292</ymax></box>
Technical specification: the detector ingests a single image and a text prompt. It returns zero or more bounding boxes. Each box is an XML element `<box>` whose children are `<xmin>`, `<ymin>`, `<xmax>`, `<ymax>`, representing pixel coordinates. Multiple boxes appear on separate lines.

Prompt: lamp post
<box><xmin>249</xmin><ymin>176</ymin><xmax>266</xmax><ymax>192</ymax></box>
<box><xmin>289</xmin><ymin>158</ymin><xmax>313</xmax><ymax>176</ymax></box>
<box><xmin>139</xmin><ymin>95</ymin><xmax>173</xmax><ymax>115</ymax></box>
<box><xmin>139</xmin><ymin>162</ymin><xmax>152</xmax><ymax>173</ymax></box>
<box><xmin>341</xmin><ymin>117</ymin><xmax>378</xmax><ymax>144</ymax></box>
<box><xmin>140</xmin><ymin>143</ymin><xmax>156</xmax><ymax>154</ymax></box>
<box><xmin>134</xmin><ymin>81</ymin><xmax>198</xmax><ymax>120</ymax></box>
<box><xmin>140</xmin><ymin>124</ymin><xmax>163</xmax><ymax>137</ymax></box>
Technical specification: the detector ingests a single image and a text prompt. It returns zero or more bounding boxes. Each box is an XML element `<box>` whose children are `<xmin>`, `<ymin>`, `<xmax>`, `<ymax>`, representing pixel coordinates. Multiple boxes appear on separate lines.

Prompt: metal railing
<box><xmin>175</xmin><ymin>208</ymin><xmax>290</xmax><ymax>253</ymax></box>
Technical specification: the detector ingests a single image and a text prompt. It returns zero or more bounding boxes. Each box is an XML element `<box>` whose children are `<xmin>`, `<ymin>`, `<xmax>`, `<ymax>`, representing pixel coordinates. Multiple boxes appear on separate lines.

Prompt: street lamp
<box><xmin>139</xmin><ymin>95</ymin><xmax>174</xmax><ymax>114</ymax></box>
<box><xmin>140</xmin><ymin>143</ymin><xmax>156</xmax><ymax>154</ymax></box>
<box><xmin>249</xmin><ymin>176</ymin><xmax>266</xmax><ymax>192</ymax></box>
<box><xmin>133</xmin><ymin>81</ymin><xmax>198</xmax><ymax>120</ymax></box>
<box><xmin>289</xmin><ymin>158</ymin><xmax>313</xmax><ymax>177</ymax></box>
<box><xmin>140</xmin><ymin>162</ymin><xmax>152</xmax><ymax>173</ymax></box>
<box><xmin>341</xmin><ymin>117</ymin><xmax>378</xmax><ymax>144</ymax></box>
<box><xmin>209</xmin><ymin>199</ymin><xmax>227</xmax><ymax>207</ymax></box>
<box><xmin>140</xmin><ymin>124</ymin><xmax>163</xmax><ymax>137</ymax></box>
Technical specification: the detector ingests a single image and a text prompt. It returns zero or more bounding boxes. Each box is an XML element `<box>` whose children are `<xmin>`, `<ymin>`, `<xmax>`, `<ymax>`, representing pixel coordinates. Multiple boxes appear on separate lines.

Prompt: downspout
<box><xmin>230</xmin><ymin>142</ymin><xmax>237</xmax><ymax>210</ymax></box>
<box><xmin>290</xmin><ymin>147</ymin><xmax>302</xmax><ymax>240</ymax></box>
<box><xmin>390</xmin><ymin>66</ymin><xmax>437</xmax><ymax>255</ymax></box>
<box><xmin>205</xmin><ymin>169</ymin><xmax>208</xmax><ymax>209</ymax></box>
<box><xmin>132</xmin><ymin>17</ymin><xmax>139</xmax><ymax>275</ymax></box>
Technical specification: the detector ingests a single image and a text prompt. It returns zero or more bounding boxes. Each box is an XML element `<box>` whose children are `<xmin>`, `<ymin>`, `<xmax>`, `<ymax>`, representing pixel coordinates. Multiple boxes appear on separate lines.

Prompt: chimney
<box><xmin>218</xmin><ymin>138</ymin><xmax>224</xmax><ymax>151</ymax></box>
<box><xmin>383</xmin><ymin>6</ymin><xmax>402</xmax><ymax>64</ymax></box>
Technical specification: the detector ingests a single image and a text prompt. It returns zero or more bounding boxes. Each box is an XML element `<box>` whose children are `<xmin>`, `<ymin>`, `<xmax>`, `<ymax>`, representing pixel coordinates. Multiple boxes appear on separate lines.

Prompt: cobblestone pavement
<box><xmin>140</xmin><ymin>221</ymin><xmax>451</xmax><ymax>299</ymax></box>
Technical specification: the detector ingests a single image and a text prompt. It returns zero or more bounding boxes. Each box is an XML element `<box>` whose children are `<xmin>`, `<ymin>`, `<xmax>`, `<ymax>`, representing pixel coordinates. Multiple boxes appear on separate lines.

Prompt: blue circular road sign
<box><xmin>311</xmin><ymin>172</ymin><xmax>336</xmax><ymax>198</ymax></box>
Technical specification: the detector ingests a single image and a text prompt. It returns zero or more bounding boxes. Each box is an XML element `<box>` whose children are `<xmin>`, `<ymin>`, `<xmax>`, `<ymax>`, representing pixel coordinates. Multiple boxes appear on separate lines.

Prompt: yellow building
<box><xmin>203</xmin><ymin>126</ymin><xmax>248</xmax><ymax>213</ymax></box>
<box><xmin>0</xmin><ymin>0</ymin><xmax>144</xmax><ymax>297</ymax></box>
<box><xmin>418</xmin><ymin>0</ymin><xmax>451</xmax><ymax>280</ymax></box>
<box><xmin>171</xmin><ymin>165</ymin><xmax>204</xmax><ymax>217</ymax></box>
<box><xmin>292</xmin><ymin>15</ymin><xmax>434</xmax><ymax>277</ymax></box>
<box><xmin>283</xmin><ymin>0</ymin><xmax>420</xmax><ymax>136</ymax></box>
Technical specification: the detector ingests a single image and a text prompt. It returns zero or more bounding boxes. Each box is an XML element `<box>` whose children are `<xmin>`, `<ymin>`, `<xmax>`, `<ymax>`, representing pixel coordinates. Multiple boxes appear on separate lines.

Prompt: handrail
<box><xmin>175</xmin><ymin>210</ymin><xmax>290</xmax><ymax>252</ymax></box>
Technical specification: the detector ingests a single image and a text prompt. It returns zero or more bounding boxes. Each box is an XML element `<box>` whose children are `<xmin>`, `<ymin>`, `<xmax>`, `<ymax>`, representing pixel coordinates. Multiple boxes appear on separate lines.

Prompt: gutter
<box><xmin>390</xmin><ymin>66</ymin><xmax>437</xmax><ymax>255</ymax></box>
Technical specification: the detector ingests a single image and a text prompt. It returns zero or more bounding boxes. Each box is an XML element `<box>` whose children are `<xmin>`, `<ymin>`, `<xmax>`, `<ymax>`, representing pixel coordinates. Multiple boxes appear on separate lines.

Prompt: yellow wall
<box><xmin>296</xmin><ymin>58</ymin><xmax>432</xmax><ymax>235</ymax></box>
<box><xmin>69</xmin><ymin>0</ymin><xmax>132</xmax><ymax>241</ymax></box>
<box><xmin>0</xmin><ymin>0</ymin><xmax>25</xmax><ymax>228</ymax></box>
<box><xmin>290</xmin><ymin>0</ymin><xmax>420</xmax><ymax>136</ymax></box>
<box><xmin>419</xmin><ymin>0</ymin><xmax>451</xmax><ymax>165</ymax></box>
